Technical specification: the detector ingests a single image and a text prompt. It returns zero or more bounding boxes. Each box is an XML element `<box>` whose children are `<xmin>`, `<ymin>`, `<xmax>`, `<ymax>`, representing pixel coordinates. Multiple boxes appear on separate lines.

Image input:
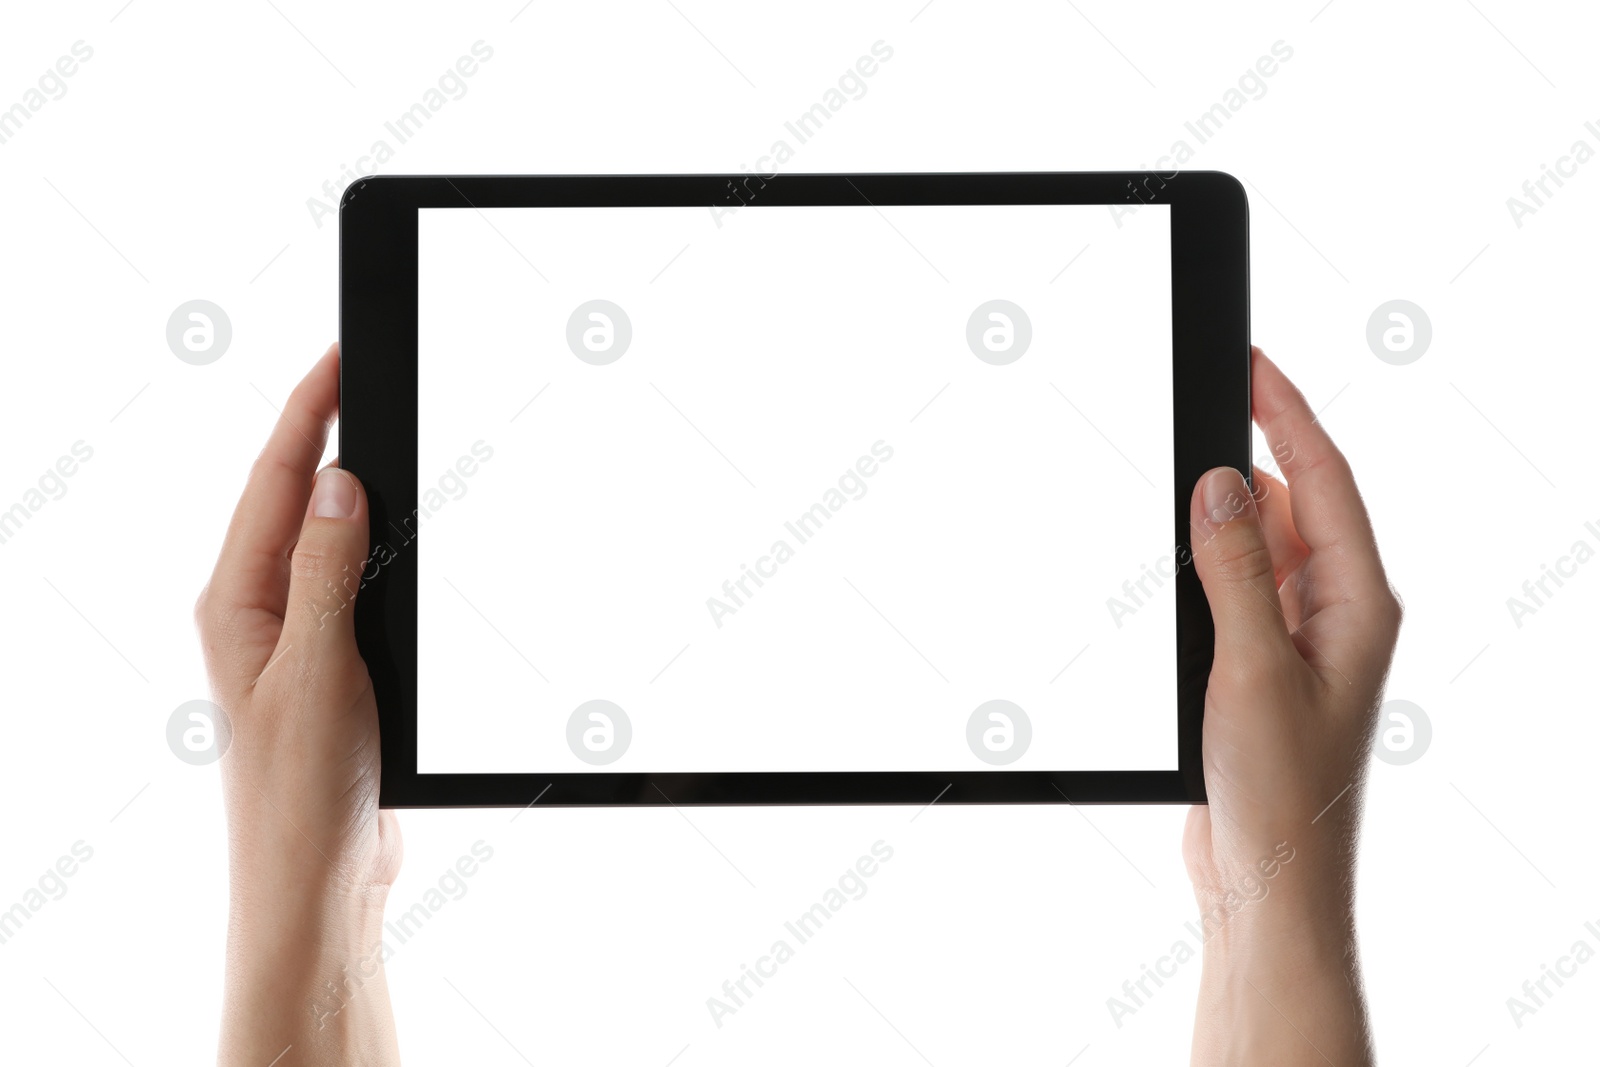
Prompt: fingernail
<box><xmin>312</xmin><ymin>468</ymin><xmax>356</xmax><ymax>519</ymax></box>
<box><xmin>1201</xmin><ymin>467</ymin><xmax>1249</xmax><ymax>525</ymax></box>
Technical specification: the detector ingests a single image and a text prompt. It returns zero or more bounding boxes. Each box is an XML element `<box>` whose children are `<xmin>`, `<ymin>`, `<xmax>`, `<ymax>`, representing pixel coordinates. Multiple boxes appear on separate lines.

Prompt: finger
<box><xmin>1250</xmin><ymin>347</ymin><xmax>1390</xmax><ymax>606</ymax></box>
<box><xmin>198</xmin><ymin>346</ymin><xmax>339</xmax><ymax>682</ymax></box>
<box><xmin>1189</xmin><ymin>466</ymin><xmax>1297</xmax><ymax>665</ymax></box>
<box><xmin>276</xmin><ymin>466</ymin><xmax>371</xmax><ymax>670</ymax></box>
<box><xmin>1251</xmin><ymin>465</ymin><xmax>1309</xmax><ymax>590</ymax></box>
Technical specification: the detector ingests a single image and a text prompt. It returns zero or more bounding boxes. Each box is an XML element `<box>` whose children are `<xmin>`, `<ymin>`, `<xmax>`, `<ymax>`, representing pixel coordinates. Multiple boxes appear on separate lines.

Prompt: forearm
<box><xmin>220</xmin><ymin>877</ymin><xmax>400</xmax><ymax>1067</ymax></box>
<box><xmin>1191</xmin><ymin>883</ymin><xmax>1373</xmax><ymax>1066</ymax></box>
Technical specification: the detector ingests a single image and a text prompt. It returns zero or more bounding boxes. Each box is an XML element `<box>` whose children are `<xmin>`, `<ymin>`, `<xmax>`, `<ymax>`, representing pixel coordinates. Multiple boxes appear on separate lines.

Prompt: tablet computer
<box><xmin>340</xmin><ymin>172</ymin><xmax>1248</xmax><ymax>808</ymax></box>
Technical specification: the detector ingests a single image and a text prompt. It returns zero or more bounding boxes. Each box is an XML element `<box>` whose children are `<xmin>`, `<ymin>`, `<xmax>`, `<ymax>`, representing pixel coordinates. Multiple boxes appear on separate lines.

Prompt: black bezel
<box><xmin>340</xmin><ymin>172</ymin><xmax>1249</xmax><ymax>808</ymax></box>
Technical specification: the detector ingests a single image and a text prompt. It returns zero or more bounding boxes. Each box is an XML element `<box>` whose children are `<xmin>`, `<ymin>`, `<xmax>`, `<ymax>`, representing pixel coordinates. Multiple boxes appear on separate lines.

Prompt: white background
<box><xmin>417</xmin><ymin>204</ymin><xmax>1174</xmax><ymax>773</ymax></box>
<box><xmin>0</xmin><ymin>1</ymin><xmax>1596</xmax><ymax>1064</ymax></box>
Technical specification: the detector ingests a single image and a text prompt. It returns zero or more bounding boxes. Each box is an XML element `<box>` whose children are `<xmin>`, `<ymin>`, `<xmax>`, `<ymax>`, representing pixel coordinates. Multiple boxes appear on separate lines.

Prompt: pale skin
<box><xmin>198</xmin><ymin>346</ymin><xmax>400</xmax><ymax>1065</ymax></box>
<box><xmin>199</xmin><ymin>344</ymin><xmax>1398</xmax><ymax>1066</ymax></box>
<box><xmin>1184</xmin><ymin>346</ymin><xmax>1400</xmax><ymax>1065</ymax></box>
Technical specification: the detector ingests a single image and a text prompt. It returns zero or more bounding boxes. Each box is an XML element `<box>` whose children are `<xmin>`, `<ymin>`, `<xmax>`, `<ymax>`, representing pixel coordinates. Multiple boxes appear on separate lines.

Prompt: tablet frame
<box><xmin>340</xmin><ymin>172</ymin><xmax>1249</xmax><ymax>808</ymax></box>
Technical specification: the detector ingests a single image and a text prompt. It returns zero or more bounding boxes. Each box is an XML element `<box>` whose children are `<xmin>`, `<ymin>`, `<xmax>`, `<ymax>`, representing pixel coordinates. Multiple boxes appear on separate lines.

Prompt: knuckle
<box><xmin>290</xmin><ymin>536</ymin><xmax>363</xmax><ymax>630</ymax></box>
<box><xmin>1212</xmin><ymin>535</ymin><xmax>1276</xmax><ymax>588</ymax></box>
<box><xmin>1377</xmin><ymin>586</ymin><xmax>1404</xmax><ymax>632</ymax></box>
<box><xmin>289</xmin><ymin>535</ymin><xmax>348</xmax><ymax>584</ymax></box>
<box><xmin>193</xmin><ymin>587</ymin><xmax>244</xmax><ymax>664</ymax></box>
<box><xmin>193</xmin><ymin>584</ymin><xmax>224</xmax><ymax>636</ymax></box>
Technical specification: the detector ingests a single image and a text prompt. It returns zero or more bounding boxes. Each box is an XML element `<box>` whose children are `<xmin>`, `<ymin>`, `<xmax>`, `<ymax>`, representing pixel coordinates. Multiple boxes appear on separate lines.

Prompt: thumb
<box><xmin>280</xmin><ymin>466</ymin><xmax>371</xmax><ymax>657</ymax></box>
<box><xmin>1189</xmin><ymin>467</ymin><xmax>1295</xmax><ymax>664</ymax></box>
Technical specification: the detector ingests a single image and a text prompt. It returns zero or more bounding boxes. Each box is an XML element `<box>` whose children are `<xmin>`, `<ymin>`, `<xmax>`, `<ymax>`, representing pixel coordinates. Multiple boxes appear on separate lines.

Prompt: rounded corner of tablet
<box><xmin>1196</xmin><ymin>170</ymin><xmax>1249</xmax><ymax>216</ymax></box>
<box><xmin>338</xmin><ymin>173</ymin><xmax>393</xmax><ymax>214</ymax></box>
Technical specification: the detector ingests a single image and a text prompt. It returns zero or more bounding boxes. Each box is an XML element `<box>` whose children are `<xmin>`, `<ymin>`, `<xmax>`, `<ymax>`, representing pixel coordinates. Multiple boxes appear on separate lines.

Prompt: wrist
<box><xmin>222</xmin><ymin>879</ymin><xmax>397</xmax><ymax>1066</ymax></box>
<box><xmin>1185</xmin><ymin>828</ymin><xmax>1372</xmax><ymax>1066</ymax></box>
<box><xmin>1192</xmin><ymin>883</ymin><xmax>1371</xmax><ymax>1066</ymax></box>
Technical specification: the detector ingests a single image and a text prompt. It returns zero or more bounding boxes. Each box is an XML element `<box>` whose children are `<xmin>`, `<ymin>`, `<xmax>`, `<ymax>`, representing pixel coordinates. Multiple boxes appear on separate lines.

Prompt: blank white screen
<box><xmin>416</xmin><ymin>203</ymin><xmax>1175</xmax><ymax>773</ymax></box>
